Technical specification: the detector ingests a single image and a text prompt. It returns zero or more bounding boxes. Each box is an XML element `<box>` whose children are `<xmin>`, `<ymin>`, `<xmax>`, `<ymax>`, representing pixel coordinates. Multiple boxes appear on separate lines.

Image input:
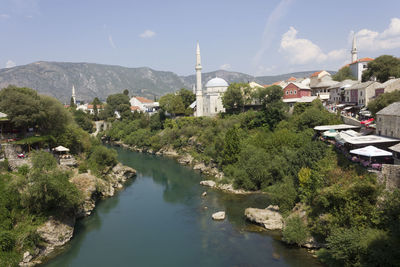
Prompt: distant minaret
<box><xmin>351</xmin><ymin>34</ymin><xmax>358</xmax><ymax>62</ymax></box>
<box><xmin>195</xmin><ymin>42</ymin><xmax>203</xmax><ymax>117</ymax></box>
<box><xmin>72</xmin><ymin>85</ymin><xmax>76</xmax><ymax>105</ymax></box>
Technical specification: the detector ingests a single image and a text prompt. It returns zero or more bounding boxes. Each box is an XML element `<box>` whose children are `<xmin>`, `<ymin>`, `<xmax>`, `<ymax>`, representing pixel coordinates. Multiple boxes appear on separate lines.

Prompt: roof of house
<box><xmin>375</xmin><ymin>78</ymin><xmax>400</xmax><ymax>89</ymax></box>
<box><xmin>328</xmin><ymin>79</ymin><xmax>359</xmax><ymax>90</ymax></box>
<box><xmin>313</xmin><ymin>79</ymin><xmax>339</xmax><ymax>88</ymax></box>
<box><xmin>288</xmin><ymin>82</ymin><xmax>311</xmax><ymax>90</ymax></box>
<box><xmin>87</xmin><ymin>105</ymin><xmax>103</xmax><ymax>109</ymax></box>
<box><xmin>389</xmin><ymin>143</ymin><xmax>400</xmax><ymax>153</ymax></box>
<box><xmin>287</xmin><ymin>77</ymin><xmax>297</xmax><ymax>81</ymax></box>
<box><xmin>310</xmin><ymin>71</ymin><xmax>322</xmax><ymax>77</ymax></box>
<box><xmin>135</xmin><ymin>96</ymin><xmax>153</xmax><ymax>103</ymax></box>
<box><xmin>376</xmin><ymin>102</ymin><xmax>400</xmax><ymax>116</ymax></box>
<box><xmin>350</xmin><ymin>57</ymin><xmax>374</xmax><ymax>64</ymax></box>
<box><xmin>0</xmin><ymin>112</ymin><xmax>7</xmax><ymax>118</ymax></box>
<box><xmin>346</xmin><ymin>81</ymin><xmax>381</xmax><ymax>90</ymax></box>
<box><xmin>130</xmin><ymin>106</ymin><xmax>140</xmax><ymax>111</ymax></box>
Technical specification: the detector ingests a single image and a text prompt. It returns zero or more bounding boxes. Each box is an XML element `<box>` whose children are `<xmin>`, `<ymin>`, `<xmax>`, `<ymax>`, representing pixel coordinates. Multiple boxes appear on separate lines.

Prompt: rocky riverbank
<box><xmin>20</xmin><ymin>163</ymin><xmax>136</xmax><ymax>267</ymax></box>
<box><xmin>108</xmin><ymin>141</ymin><xmax>260</xmax><ymax>195</ymax></box>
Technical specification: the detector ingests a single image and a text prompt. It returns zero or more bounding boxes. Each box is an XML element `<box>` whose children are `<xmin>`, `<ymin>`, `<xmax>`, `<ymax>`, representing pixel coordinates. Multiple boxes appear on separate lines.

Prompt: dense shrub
<box><xmin>88</xmin><ymin>146</ymin><xmax>117</xmax><ymax>175</ymax></box>
<box><xmin>31</xmin><ymin>150</ymin><xmax>57</xmax><ymax>171</ymax></box>
<box><xmin>21</xmin><ymin>170</ymin><xmax>82</xmax><ymax>214</ymax></box>
<box><xmin>282</xmin><ymin>215</ymin><xmax>309</xmax><ymax>246</ymax></box>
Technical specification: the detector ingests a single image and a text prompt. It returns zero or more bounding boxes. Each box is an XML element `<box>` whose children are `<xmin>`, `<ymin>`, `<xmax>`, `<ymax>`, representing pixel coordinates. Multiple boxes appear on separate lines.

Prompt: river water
<box><xmin>42</xmin><ymin>147</ymin><xmax>320</xmax><ymax>267</ymax></box>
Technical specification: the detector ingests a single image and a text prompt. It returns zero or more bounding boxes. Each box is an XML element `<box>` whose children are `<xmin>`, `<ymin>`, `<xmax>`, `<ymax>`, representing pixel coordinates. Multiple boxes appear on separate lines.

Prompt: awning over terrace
<box><xmin>350</xmin><ymin>146</ymin><xmax>392</xmax><ymax>157</ymax></box>
<box><xmin>314</xmin><ymin>124</ymin><xmax>360</xmax><ymax>131</ymax></box>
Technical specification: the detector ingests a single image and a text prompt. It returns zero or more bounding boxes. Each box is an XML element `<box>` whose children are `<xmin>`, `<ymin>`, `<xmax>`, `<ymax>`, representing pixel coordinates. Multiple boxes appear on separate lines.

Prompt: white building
<box><xmin>194</xmin><ymin>43</ymin><xmax>229</xmax><ymax>117</ymax></box>
<box><xmin>129</xmin><ymin>96</ymin><xmax>159</xmax><ymax>113</ymax></box>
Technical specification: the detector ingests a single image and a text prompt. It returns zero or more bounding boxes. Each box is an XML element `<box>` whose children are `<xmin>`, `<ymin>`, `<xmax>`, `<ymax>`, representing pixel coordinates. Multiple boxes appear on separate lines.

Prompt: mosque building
<box><xmin>194</xmin><ymin>43</ymin><xmax>229</xmax><ymax>117</ymax></box>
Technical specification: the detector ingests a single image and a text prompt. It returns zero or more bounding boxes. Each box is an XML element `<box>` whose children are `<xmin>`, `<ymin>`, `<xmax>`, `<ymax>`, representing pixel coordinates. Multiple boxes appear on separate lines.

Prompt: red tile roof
<box><xmin>130</xmin><ymin>106</ymin><xmax>140</xmax><ymax>111</ymax></box>
<box><xmin>135</xmin><ymin>96</ymin><xmax>153</xmax><ymax>103</ymax></box>
<box><xmin>87</xmin><ymin>105</ymin><xmax>103</xmax><ymax>109</ymax></box>
<box><xmin>287</xmin><ymin>76</ymin><xmax>297</xmax><ymax>81</ymax></box>
<box><xmin>351</xmin><ymin>57</ymin><xmax>374</xmax><ymax>64</ymax></box>
<box><xmin>310</xmin><ymin>71</ymin><xmax>322</xmax><ymax>77</ymax></box>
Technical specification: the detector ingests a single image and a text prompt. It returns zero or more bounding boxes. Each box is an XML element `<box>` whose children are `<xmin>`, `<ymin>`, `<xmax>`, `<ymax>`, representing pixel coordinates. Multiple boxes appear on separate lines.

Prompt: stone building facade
<box><xmin>376</xmin><ymin>102</ymin><xmax>400</xmax><ymax>138</ymax></box>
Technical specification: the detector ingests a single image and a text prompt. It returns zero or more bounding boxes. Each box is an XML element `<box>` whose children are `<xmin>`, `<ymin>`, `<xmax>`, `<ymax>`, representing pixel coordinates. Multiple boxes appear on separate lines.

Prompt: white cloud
<box><xmin>6</xmin><ymin>60</ymin><xmax>16</xmax><ymax>68</ymax></box>
<box><xmin>280</xmin><ymin>26</ymin><xmax>346</xmax><ymax>64</ymax></box>
<box><xmin>219</xmin><ymin>63</ymin><xmax>231</xmax><ymax>70</ymax></box>
<box><xmin>253</xmin><ymin>0</ymin><xmax>293</xmax><ymax>65</ymax></box>
<box><xmin>108</xmin><ymin>35</ymin><xmax>116</xmax><ymax>49</ymax></box>
<box><xmin>356</xmin><ymin>18</ymin><xmax>400</xmax><ymax>51</ymax></box>
<box><xmin>0</xmin><ymin>14</ymin><xmax>10</xmax><ymax>19</ymax></box>
<box><xmin>139</xmin><ymin>30</ymin><xmax>156</xmax><ymax>39</ymax></box>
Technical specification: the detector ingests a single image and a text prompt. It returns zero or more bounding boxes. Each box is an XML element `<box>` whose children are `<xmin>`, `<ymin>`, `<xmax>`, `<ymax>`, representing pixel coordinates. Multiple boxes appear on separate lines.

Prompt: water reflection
<box><xmin>42</xmin><ymin>147</ymin><xmax>320</xmax><ymax>267</ymax></box>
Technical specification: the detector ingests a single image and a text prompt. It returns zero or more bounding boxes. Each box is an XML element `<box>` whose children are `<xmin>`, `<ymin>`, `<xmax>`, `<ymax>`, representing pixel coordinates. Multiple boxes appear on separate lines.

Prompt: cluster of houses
<box><xmin>71</xmin><ymin>95</ymin><xmax>159</xmax><ymax>116</ymax></box>
<box><xmin>273</xmin><ymin>69</ymin><xmax>400</xmax><ymax>110</ymax></box>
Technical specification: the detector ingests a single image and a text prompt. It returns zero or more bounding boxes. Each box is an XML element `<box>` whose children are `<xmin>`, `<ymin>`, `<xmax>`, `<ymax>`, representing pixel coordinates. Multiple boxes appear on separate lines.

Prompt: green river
<box><xmin>42</xmin><ymin>147</ymin><xmax>320</xmax><ymax>267</ymax></box>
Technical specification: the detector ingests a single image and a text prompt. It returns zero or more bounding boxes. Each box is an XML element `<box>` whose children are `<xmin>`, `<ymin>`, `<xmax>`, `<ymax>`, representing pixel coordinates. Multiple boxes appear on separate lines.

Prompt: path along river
<box><xmin>42</xmin><ymin>147</ymin><xmax>320</xmax><ymax>267</ymax></box>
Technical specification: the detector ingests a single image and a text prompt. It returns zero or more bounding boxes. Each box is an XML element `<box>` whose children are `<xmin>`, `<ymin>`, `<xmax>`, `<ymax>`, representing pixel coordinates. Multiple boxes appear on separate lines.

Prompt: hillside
<box><xmin>0</xmin><ymin>61</ymin><xmax>335</xmax><ymax>102</ymax></box>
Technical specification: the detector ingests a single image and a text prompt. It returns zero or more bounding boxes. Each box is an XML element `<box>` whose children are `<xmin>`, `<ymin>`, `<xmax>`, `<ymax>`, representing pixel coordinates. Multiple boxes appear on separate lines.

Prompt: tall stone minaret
<box><xmin>195</xmin><ymin>42</ymin><xmax>203</xmax><ymax>117</ymax></box>
<box><xmin>351</xmin><ymin>34</ymin><xmax>358</xmax><ymax>63</ymax></box>
<box><xmin>72</xmin><ymin>85</ymin><xmax>76</xmax><ymax>105</ymax></box>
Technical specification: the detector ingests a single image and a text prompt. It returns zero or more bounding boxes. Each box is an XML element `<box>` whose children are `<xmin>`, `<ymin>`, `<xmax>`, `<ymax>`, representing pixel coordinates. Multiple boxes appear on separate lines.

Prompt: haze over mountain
<box><xmin>0</xmin><ymin>61</ymin><xmax>334</xmax><ymax>103</ymax></box>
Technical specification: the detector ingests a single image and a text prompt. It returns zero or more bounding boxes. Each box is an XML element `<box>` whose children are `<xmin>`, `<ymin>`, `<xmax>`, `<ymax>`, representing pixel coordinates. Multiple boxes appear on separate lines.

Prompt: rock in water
<box><xmin>200</xmin><ymin>180</ymin><xmax>216</xmax><ymax>188</ymax></box>
<box><xmin>212</xmin><ymin>211</ymin><xmax>226</xmax><ymax>220</ymax></box>
<box><xmin>245</xmin><ymin>205</ymin><xmax>283</xmax><ymax>230</ymax></box>
<box><xmin>201</xmin><ymin>191</ymin><xmax>207</xmax><ymax>197</ymax></box>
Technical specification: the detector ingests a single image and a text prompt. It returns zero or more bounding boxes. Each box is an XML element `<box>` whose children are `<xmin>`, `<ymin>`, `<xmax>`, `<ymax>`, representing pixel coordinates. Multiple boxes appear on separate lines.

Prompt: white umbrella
<box><xmin>54</xmin><ymin>145</ymin><xmax>70</xmax><ymax>152</ymax></box>
<box><xmin>350</xmin><ymin>146</ymin><xmax>392</xmax><ymax>157</ymax></box>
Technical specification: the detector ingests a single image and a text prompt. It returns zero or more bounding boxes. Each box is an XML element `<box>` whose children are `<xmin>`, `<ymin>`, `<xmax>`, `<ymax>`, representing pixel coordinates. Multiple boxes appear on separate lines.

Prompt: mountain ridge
<box><xmin>0</xmin><ymin>61</ymin><xmax>335</xmax><ymax>102</ymax></box>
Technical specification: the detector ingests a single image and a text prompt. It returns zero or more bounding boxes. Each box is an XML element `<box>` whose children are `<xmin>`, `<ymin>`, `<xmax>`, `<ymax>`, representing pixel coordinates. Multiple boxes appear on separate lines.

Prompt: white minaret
<box><xmin>195</xmin><ymin>42</ymin><xmax>203</xmax><ymax>117</ymax></box>
<box><xmin>72</xmin><ymin>85</ymin><xmax>76</xmax><ymax>105</ymax></box>
<box><xmin>351</xmin><ymin>34</ymin><xmax>358</xmax><ymax>62</ymax></box>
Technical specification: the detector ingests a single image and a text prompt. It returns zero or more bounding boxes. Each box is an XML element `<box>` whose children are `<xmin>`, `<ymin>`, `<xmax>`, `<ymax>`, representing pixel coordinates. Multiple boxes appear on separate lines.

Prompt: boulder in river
<box><xmin>200</xmin><ymin>180</ymin><xmax>216</xmax><ymax>188</ymax></box>
<box><xmin>245</xmin><ymin>205</ymin><xmax>283</xmax><ymax>230</ymax></box>
<box><xmin>212</xmin><ymin>211</ymin><xmax>226</xmax><ymax>220</ymax></box>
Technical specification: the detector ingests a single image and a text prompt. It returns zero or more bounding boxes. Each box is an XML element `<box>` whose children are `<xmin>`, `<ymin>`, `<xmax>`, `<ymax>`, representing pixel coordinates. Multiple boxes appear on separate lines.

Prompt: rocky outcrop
<box><xmin>22</xmin><ymin>163</ymin><xmax>137</xmax><ymax>266</ymax></box>
<box><xmin>20</xmin><ymin>217</ymin><xmax>76</xmax><ymax>266</ymax></box>
<box><xmin>245</xmin><ymin>205</ymin><xmax>283</xmax><ymax>230</ymax></box>
<box><xmin>212</xmin><ymin>211</ymin><xmax>226</xmax><ymax>220</ymax></box>
<box><xmin>200</xmin><ymin>180</ymin><xmax>256</xmax><ymax>194</ymax></box>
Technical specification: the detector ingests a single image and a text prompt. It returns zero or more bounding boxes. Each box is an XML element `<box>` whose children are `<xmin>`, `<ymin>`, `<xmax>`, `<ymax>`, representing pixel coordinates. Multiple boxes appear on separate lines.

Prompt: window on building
<box><xmin>286</xmin><ymin>91</ymin><xmax>289</xmax><ymax>95</ymax></box>
<box><xmin>360</xmin><ymin>91</ymin><xmax>363</xmax><ymax>96</ymax></box>
<box><xmin>290</xmin><ymin>90</ymin><xmax>292</xmax><ymax>94</ymax></box>
<box><xmin>294</xmin><ymin>90</ymin><xmax>297</xmax><ymax>94</ymax></box>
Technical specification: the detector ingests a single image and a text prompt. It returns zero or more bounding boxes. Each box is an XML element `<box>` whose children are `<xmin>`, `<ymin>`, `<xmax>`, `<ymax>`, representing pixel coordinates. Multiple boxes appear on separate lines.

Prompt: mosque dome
<box><xmin>205</xmin><ymin>77</ymin><xmax>229</xmax><ymax>88</ymax></box>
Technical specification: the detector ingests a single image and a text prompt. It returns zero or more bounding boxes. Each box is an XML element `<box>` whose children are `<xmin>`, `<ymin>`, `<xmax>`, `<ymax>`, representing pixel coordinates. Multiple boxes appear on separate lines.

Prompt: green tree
<box><xmin>70</xmin><ymin>97</ymin><xmax>76</xmax><ymax>108</ymax></box>
<box><xmin>362</xmin><ymin>55</ymin><xmax>400</xmax><ymax>82</ymax></box>
<box><xmin>123</xmin><ymin>89</ymin><xmax>129</xmax><ymax>96</ymax></box>
<box><xmin>0</xmin><ymin>86</ymin><xmax>42</xmax><ymax>130</ymax></box>
<box><xmin>88</xmin><ymin>146</ymin><xmax>118</xmax><ymax>175</ymax></box>
<box><xmin>31</xmin><ymin>150</ymin><xmax>57</xmax><ymax>171</ymax></box>
<box><xmin>177</xmin><ymin>88</ymin><xmax>195</xmax><ymax>108</ymax></box>
<box><xmin>332</xmin><ymin>66</ymin><xmax>357</xmax><ymax>81</ymax></box>
<box><xmin>159</xmin><ymin>93</ymin><xmax>185</xmax><ymax>117</ymax></box>
<box><xmin>222</xmin><ymin>83</ymin><xmax>246</xmax><ymax>113</ymax></box>
<box><xmin>221</xmin><ymin>127</ymin><xmax>240</xmax><ymax>165</ymax></box>
<box><xmin>367</xmin><ymin>90</ymin><xmax>400</xmax><ymax>116</ymax></box>
<box><xmin>102</xmin><ymin>93</ymin><xmax>130</xmax><ymax>119</ymax></box>
<box><xmin>0</xmin><ymin>86</ymin><xmax>71</xmax><ymax>135</ymax></box>
<box><xmin>282</xmin><ymin>215</ymin><xmax>309</xmax><ymax>246</ymax></box>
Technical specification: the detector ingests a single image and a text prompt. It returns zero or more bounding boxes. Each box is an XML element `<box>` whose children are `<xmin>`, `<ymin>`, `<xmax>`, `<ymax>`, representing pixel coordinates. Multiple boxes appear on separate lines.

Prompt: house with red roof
<box><xmin>349</xmin><ymin>57</ymin><xmax>374</xmax><ymax>81</ymax></box>
<box><xmin>129</xmin><ymin>96</ymin><xmax>159</xmax><ymax>113</ymax></box>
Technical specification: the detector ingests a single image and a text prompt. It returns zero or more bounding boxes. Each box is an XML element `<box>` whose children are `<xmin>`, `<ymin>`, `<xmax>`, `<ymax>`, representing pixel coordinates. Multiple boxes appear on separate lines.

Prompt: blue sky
<box><xmin>1</xmin><ymin>0</ymin><xmax>400</xmax><ymax>76</ymax></box>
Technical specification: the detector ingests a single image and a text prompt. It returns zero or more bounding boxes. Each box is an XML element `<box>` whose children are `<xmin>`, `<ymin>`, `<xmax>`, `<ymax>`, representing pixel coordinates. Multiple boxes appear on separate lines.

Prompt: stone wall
<box><xmin>377</xmin><ymin>164</ymin><xmax>400</xmax><ymax>191</ymax></box>
<box><xmin>376</xmin><ymin>114</ymin><xmax>400</xmax><ymax>139</ymax></box>
<box><xmin>341</xmin><ymin>115</ymin><xmax>361</xmax><ymax>127</ymax></box>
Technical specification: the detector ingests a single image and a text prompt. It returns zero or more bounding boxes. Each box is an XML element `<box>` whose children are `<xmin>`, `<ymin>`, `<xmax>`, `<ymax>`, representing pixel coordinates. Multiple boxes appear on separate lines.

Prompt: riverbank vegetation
<box><xmin>0</xmin><ymin>86</ymin><xmax>119</xmax><ymax>266</ymax></box>
<box><xmin>104</xmin><ymin>84</ymin><xmax>400</xmax><ymax>266</ymax></box>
